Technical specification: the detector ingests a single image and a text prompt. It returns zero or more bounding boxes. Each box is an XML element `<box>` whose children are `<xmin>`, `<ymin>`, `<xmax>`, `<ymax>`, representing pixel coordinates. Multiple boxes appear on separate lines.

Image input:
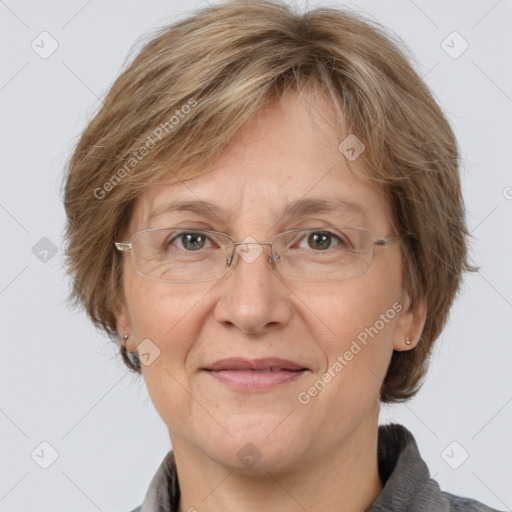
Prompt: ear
<box><xmin>113</xmin><ymin>297</ymin><xmax>136</xmax><ymax>352</ymax></box>
<box><xmin>392</xmin><ymin>293</ymin><xmax>427</xmax><ymax>352</ymax></box>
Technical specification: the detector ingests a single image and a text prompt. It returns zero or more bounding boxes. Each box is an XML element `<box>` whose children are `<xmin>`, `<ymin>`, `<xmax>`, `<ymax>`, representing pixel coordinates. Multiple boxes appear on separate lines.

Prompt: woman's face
<box><xmin>116</xmin><ymin>90</ymin><xmax>422</xmax><ymax>473</ymax></box>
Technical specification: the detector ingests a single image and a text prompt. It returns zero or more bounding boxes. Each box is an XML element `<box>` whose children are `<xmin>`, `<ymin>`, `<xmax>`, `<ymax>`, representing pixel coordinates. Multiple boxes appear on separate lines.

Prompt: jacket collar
<box><xmin>367</xmin><ymin>423</ymin><xmax>450</xmax><ymax>511</ymax></box>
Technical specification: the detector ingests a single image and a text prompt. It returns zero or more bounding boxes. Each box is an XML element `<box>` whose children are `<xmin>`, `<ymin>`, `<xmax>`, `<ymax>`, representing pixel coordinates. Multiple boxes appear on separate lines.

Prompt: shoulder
<box><xmin>126</xmin><ymin>450</ymin><xmax>178</xmax><ymax>512</ymax></box>
<box><xmin>369</xmin><ymin>424</ymin><xmax>503</xmax><ymax>512</ymax></box>
<box><xmin>442</xmin><ymin>491</ymin><xmax>505</xmax><ymax>512</ymax></box>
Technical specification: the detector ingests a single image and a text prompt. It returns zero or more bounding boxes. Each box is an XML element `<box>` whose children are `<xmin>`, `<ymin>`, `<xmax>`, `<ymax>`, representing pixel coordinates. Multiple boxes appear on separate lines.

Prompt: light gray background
<box><xmin>1</xmin><ymin>0</ymin><xmax>511</xmax><ymax>511</ymax></box>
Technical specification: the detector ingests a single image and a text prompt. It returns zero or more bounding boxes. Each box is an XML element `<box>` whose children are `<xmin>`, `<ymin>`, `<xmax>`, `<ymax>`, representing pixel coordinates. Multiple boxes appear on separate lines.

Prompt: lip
<box><xmin>204</xmin><ymin>357</ymin><xmax>308</xmax><ymax>371</ymax></box>
<box><xmin>202</xmin><ymin>358</ymin><xmax>309</xmax><ymax>391</ymax></box>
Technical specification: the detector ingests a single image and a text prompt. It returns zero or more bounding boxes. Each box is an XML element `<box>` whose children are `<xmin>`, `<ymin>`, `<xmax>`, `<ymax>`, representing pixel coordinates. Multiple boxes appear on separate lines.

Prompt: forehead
<box><xmin>130</xmin><ymin>90</ymin><xmax>391</xmax><ymax>234</ymax></box>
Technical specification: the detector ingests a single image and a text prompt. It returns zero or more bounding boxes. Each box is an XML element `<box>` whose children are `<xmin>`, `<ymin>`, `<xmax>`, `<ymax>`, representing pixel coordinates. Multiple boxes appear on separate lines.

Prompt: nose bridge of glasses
<box><xmin>228</xmin><ymin>239</ymin><xmax>276</xmax><ymax>268</ymax></box>
<box><xmin>233</xmin><ymin>240</ymin><xmax>273</xmax><ymax>247</ymax></box>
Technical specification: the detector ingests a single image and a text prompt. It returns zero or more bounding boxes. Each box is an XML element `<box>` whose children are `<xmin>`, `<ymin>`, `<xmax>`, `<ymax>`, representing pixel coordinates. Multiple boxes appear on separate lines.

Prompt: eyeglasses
<box><xmin>114</xmin><ymin>226</ymin><xmax>405</xmax><ymax>283</ymax></box>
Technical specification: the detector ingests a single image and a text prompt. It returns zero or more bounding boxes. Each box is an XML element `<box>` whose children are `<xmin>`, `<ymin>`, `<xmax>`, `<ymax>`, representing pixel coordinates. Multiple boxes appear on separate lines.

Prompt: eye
<box><xmin>166</xmin><ymin>231</ymin><xmax>214</xmax><ymax>251</ymax></box>
<box><xmin>298</xmin><ymin>230</ymin><xmax>350</xmax><ymax>251</ymax></box>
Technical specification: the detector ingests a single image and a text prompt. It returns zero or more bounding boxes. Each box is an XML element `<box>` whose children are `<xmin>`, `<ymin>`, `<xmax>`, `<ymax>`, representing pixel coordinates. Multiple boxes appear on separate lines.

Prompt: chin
<box><xmin>202</xmin><ymin>419</ymin><xmax>309</xmax><ymax>475</ymax></box>
<box><xmin>211</xmin><ymin>443</ymin><xmax>305</xmax><ymax>476</ymax></box>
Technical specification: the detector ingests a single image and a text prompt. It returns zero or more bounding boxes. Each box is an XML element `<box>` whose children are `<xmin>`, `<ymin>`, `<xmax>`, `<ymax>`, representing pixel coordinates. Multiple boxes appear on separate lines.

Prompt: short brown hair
<box><xmin>62</xmin><ymin>0</ymin><xmax>476</xmax><ymax>402</ymax></box>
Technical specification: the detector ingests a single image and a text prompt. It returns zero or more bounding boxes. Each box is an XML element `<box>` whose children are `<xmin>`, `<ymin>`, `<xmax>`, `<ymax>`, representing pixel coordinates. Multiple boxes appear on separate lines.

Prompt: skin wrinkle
<box><xmin>115</xmin><ymin>90</ymin><xmax>426</xmax><ymax>512</ymax></box>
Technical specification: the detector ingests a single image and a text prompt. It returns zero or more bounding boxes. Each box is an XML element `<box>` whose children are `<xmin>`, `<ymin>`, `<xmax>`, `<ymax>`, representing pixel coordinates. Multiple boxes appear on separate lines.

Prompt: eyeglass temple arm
<box><xmin>115</xmin><ymin>242</ymin><xmax>131</xmax><ymax>252</ymax></box>
<box><xmin>374</xmin><ymin>234</ymin><xmax>409</xmax><ymax>247</ymax></box>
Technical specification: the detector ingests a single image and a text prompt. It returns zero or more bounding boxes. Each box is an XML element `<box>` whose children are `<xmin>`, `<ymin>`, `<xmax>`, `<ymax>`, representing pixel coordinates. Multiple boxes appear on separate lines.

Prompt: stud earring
<box><xmin>405</xmin><ymin>337</ymin><xmax>412</xmax><ymax>345</ymax></box>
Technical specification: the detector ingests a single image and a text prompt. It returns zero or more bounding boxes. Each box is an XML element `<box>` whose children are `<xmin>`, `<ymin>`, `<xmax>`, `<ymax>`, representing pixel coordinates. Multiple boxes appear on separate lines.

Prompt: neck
<box><xmin>174</xmin><ymin>410</ymin><xmax>383</xmax><ymax>512</ymax></box>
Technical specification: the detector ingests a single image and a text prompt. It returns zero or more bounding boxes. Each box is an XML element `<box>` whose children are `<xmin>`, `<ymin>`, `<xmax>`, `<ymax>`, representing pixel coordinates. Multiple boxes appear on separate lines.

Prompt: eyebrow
<box><xmin>148</xmin><ymin>197</ymin><xmax>370</xmax><ymax>224</ymax></box>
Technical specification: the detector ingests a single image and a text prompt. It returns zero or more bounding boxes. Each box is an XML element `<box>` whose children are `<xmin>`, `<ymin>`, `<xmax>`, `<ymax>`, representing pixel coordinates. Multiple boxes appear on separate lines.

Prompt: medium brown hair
<box><xmin>62</xmin><ymin>0</ymin><xmax>476</xmax><ymax>402</ymax></box>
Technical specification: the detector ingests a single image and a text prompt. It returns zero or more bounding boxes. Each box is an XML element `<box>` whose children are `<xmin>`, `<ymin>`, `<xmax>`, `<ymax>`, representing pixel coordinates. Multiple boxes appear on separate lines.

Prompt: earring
<box><xmin>119</xmin><ymin>333</ymin><xmax>141</xmax><ymax>371</ymax></box>
<box><xmin>405</xmin><ymin>337</ymin><xmax>412</xmax><ymax>345</ymax></box>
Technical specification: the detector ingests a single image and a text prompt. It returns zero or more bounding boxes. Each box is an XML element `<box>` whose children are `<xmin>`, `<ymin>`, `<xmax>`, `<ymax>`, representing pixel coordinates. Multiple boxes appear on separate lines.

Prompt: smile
<box><xmin>202</xmin><ymin>357</ymin><xmax>309</xmax><ymax>391</ymax></box>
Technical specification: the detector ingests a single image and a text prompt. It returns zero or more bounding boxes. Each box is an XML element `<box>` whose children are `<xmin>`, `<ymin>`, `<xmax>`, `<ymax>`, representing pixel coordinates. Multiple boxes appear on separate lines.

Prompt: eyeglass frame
<box><xmin>114</xmin><ymin>226</ymin><xmax>408</xmax><ymax>283</ymax></box>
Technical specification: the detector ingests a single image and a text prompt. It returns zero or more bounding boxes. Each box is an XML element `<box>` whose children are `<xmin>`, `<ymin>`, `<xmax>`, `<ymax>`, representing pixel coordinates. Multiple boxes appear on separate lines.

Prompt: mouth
<box><xmin>201</xmin><ymin>358</ymin><xmax>309</xmax><ymax>391</ymax></box>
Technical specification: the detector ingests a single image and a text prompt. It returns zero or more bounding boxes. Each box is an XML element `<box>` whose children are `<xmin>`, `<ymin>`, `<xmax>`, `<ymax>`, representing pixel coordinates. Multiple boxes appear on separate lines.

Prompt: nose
<box><xmin>213</xmin><ymin>240</ymin><xmax>293</xmax><ymax>335</ymax></box>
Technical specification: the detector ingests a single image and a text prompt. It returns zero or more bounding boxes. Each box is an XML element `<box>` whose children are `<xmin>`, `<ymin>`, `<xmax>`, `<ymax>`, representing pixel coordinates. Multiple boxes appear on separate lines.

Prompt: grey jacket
<box><xmin>130</xmin><ymin>423</ymin><xmax>502</xmax><ymax>511</ymax></box>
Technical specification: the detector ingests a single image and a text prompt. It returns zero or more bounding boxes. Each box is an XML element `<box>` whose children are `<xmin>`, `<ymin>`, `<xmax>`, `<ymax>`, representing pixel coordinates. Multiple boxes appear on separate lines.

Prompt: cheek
<box><xmin>126</xmin><ymin>278</ymin><xmax>209</xmax><ymax>369</ymax></box>
<box><xmin>297</xmin><ymin>273</ymin><xmax>400</xmax><ymax>401</ymax></box>
<box><xmin>307</xmin><ymin>271</ymin><xmax>400</xmax><ymax>350</ymax></box>
<box><xmin>125</xmin><ymin>280</ymin><xmax>214</xmax><ymax>432</ymax></box>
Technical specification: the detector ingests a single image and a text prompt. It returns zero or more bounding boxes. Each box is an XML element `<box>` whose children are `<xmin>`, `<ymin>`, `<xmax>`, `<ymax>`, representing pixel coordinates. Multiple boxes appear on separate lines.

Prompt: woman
<box><xmin>62</xmin><ymin>0</ymin><xmax>501</xmax><ymax>510</ymax></box>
